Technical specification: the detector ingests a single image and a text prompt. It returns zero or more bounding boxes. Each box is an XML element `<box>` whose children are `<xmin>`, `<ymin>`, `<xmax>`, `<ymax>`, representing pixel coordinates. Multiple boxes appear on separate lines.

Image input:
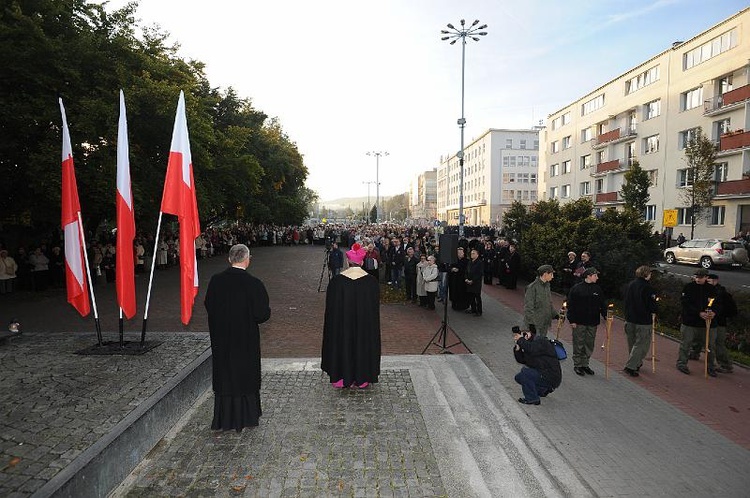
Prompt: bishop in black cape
<box><xmin>321</xmin><ymin>245</ymin><xmax>381</xmax><ymax>387</ymax></box>
<box><xmin>204</xmin><ymin>244</ymin><xmax>270</xmax><ymax>431</ymax></box>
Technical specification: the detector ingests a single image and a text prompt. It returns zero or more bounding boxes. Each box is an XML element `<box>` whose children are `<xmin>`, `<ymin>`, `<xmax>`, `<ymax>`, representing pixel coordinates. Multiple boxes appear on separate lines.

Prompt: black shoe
<box><xmin>473</xmin><ymin>313</ymin><xmax>482</xmax><ymax>317</ymax></box>
<box><xmin>708</xmin><ymin>369</ymin><xmax>718</xmax><ymax>378</ymax></box>
<box><xmin>623</xmin><ymin>367</ymin><xmax>639</xmax><ymax>377</ymax></box>
<box><xmin>582</xmin><ymin>367</ymin><xmax>595</xmax><ymax>375</ymax></box>
<box><xmin>677</xmin><ymin>365</ymin><xmax>690</xmax><ymax>375</ymax></box>
<box><xmin>574</xmin><ymin>367</ymin><xmax>585</xmax><ymax>376</ymax></box>
<box><xmin>518</xmin><ymin>398</ymin><xmax>540</xmax><ymax>405</ymax></box>
<box><xmin>465</xmin><ymin>309</ymin><xmax>475</xmax><ymax>314</ymax></box>
<box><xmin>716</xmin><ymin>366</ymin><xmax>733</xmax><ymax>373</ymax></box>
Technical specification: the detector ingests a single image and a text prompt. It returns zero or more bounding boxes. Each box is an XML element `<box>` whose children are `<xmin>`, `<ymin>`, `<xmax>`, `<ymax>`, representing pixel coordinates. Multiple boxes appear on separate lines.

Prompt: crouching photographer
<box><xmin>513</xmin><ymin>325</ymin><xmax>562</xmax><ymax>405</ymax></box>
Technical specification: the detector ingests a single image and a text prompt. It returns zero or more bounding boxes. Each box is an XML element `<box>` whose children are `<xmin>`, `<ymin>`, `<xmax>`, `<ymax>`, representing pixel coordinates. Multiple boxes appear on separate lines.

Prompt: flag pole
<box><xmin>119</xmin><ymin>308</ymin><xmax>124</xmax><ymax>348</ymax></box>
<box><xmin>141</xmin><ymin>211</ymin><xmax>164</xmax><ymax>347</ymax></box>
<box><xmin>77</xmin><ymin>211</ymin><xmax>102</xmax><ymax>346</ymax></box>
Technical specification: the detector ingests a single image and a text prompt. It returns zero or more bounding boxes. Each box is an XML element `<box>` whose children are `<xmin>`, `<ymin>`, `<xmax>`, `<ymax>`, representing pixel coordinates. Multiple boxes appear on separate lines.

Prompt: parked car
<box><xmin>663</xmin><ymin>239</ymin><xmax>749</xmax><ymax>269</ymax></box>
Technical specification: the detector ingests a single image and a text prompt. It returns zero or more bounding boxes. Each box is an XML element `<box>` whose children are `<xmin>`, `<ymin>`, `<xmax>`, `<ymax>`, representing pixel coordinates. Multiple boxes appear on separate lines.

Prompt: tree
<box><xmin>620</xmin><ymin>159</ymin><xmax>651</xmax><ymax>217</ymax></box>
<box><xmin>369</xmin><ymin>205</ymin><xmax>377</xmax><ymax>223</ymax></box>
<box><xmin>680</xmin><ymin>128</ymin><xmax>717</xmax><ymax>238</ymax></box>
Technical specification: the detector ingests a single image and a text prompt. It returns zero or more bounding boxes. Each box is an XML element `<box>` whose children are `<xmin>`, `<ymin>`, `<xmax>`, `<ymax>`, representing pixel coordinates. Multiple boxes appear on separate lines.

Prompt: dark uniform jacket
<box><xmin>713</xmin><ymin>284</ymin><xmax>737</xmax><ymax>326</ymax></box>
<box><xmin>566</xmin><ymin>281</ymin><xmax>607</xmax><ymax>326</ymax></box>
<box><xmin>680</xmin><ymin>281</ymin><xmax>719</xmax><ymax>328</ymax></box>
<box><xmin>514</xmin><ymin>336</ymin><xmax>562</xmax><ymax>388</ymax></box>
<box><xmin>624</xmin><ymin>277</ymin><xmax>658</xmax><ymax>325</ymax></box>
<box><xmin>465</xmin><ymin>258</ymin><xmax>483</xmax><ymax>294</ymax></box>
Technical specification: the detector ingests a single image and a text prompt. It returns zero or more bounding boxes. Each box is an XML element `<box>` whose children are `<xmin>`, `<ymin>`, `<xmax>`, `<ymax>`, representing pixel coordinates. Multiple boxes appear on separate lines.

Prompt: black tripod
<box><xmin>422</xmin><ymin>272</ymin><xmax>471</xmax><ymax>354</ymax></box>
<box><xmin>317</xmin><ymin>249</ymin><xmax>332</xmax><ymax>292</ymax></box>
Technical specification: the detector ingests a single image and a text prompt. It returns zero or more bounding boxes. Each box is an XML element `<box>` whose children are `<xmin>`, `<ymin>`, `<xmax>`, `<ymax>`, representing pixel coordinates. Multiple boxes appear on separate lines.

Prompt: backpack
<box><xmin>549</xmin><ymin>339</ymin><xmax>567</xmax><ymax>360</ymax></box>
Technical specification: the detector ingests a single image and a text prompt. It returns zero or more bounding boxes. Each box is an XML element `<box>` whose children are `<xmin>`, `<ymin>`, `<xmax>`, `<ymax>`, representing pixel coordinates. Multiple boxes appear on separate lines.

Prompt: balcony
<box><xmin>715</xmin><ymin>178</ymin><xmax>750</xmax><ymax>196</ymax></box>
<box><xmin>703</xmin><ymin>84</ymin><xmax>750</xmax><ymax>116</ymax></box>
<box><xmin>719</xmin><ymin>130</ymin><xmax>750</xmax><ymax>152</ymax></box>
<box><xmin>593</xmin><ymin>126</ymin><xmax>637</xmax><ymax>149</ymax></box>
<box><xmin>597</xmin><ymin>128</ymin><xmax>620</xmax><ymax>145</ymax></box>
<box><xmin>595</xmin><ymin>192</ymin><xmax>618</xmax><ymax>203</ymax></box>
<box><xmin>592</xmin><ymin>159</ymin><xmax>622</xmax><ymax>176</ymax></box>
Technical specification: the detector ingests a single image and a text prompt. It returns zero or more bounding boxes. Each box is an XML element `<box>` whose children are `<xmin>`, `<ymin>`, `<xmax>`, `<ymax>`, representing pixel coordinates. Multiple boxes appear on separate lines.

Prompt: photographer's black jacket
<box><xmin>514</xmin><ymin>336</ymin><xmax>562</xmax><ymax>388</ymax></box>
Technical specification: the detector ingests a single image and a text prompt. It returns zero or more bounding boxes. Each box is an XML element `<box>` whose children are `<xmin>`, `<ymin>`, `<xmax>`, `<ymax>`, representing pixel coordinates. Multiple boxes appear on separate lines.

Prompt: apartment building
<box><xmin>437</xmin><ymin>128</ymin><xmax>540</xmax><ymax>226</ymax></box>
<box><xmin>409</xmin><ymin>169</ymin><xmax>437</xmax><ymax>221</ymax></box>
<box><xmin>543</xmin><ymin>7</ymin><xmax>750</xmax><ymax>238</ymax></box>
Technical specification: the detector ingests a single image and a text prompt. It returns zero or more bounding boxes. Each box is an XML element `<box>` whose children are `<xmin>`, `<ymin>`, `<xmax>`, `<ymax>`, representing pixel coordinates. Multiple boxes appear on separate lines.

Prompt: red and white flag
<box><xmin>59</xmin><ymin>98</ymin><xmax>91</xmax><ymax>317</ymax></box>
<box><xmin>116</xmin><ymin>90</ymin><xmax>136</xmax><ymax>319</ymax></box>
<box><xmin>161</xmin><ymin>91</ymin><xmax>200</xmax><ymax>325</ymax></box>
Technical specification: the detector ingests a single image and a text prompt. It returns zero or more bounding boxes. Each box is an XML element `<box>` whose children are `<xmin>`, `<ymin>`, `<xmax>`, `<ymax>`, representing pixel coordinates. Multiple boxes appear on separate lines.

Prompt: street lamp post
<box><xmin>362</xmin><ymin>180</ymin><xmax>376</xmax><ymax>221</ymax></box>
<box><xmin>366</xmin><ymin>151</ymin><xmax>388</xmax><ymax>222</ymax></box>
<box><xmin>441</xmin><ymin>19</ymin><xmax>487</xmax><ymax>238</ymax></box>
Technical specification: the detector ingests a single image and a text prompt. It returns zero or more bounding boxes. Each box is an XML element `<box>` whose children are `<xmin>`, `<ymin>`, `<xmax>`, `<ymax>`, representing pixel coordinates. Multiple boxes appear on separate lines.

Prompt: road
<box><xmin>658</xmin><ymin>262</ymin><xmax>750</xmax><ymax>291</ymax></box>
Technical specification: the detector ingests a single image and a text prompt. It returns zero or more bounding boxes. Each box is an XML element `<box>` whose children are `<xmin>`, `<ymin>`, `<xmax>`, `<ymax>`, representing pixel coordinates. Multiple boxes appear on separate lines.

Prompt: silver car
<box><xmin>664</xmin><ymin>238</ymin><xmax>749</xmax><ymax>269</ymax></box>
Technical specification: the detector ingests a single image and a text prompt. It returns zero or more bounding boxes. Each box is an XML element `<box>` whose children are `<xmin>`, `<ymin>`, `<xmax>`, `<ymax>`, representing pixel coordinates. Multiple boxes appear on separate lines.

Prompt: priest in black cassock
<box><xmin>321</xmin><ymin>242</ymin><xmax>381</xmax><ymax>389</ymax></box>
<box><xmin>204</xmin><ymin>244</ymin><xmax>271</xmax><ymax>431</ymax></box>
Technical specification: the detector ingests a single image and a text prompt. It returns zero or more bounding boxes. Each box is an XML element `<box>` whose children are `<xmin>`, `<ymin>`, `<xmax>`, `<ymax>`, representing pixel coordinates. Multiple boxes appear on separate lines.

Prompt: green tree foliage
<box><xmin>680</xmin><ymin>128</ymin><xmax>718</xmax><ymax>238</ymax></box>
<box><xmin>620</xmin><ymin>159</ymin><xmax>651</xmax><ymax>217</ymax></box>
<box><xmin>369</xmin><ymin>205</ymin><xmax>377</xmax><ymax>223</ymax></box>
<box><xmin>502</xmin><ymin>198</ymin><xmax>661</xmax><ymax>297</ymax></box>
<box><xmin>1</xmin><ymin>0</ymin><xmax>311</xmax><ymax>241</ymax></box>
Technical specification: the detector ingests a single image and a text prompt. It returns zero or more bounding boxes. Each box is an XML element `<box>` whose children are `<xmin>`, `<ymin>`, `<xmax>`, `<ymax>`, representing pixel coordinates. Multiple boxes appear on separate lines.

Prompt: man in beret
<box><xmin>677</xmin><ymin>268</ymin><xmax>719</xmax><ymax>376</ymax></box>
<box><xmin>566</xmin><ymin>267</ymin><xmax>607</xmax><ymax>376</ymax></box>
<box><xmin>523</xmin><ymin>264</ymin><xmax>557</xmax><ymax>338</ymax></box>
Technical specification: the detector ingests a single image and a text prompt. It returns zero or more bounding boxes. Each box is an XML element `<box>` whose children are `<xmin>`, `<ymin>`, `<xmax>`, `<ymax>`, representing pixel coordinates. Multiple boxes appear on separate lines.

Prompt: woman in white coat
<box><xmin>421</xmin><ymin>255</ymin><xmax>440</xmax><ymax>310</ymax></box>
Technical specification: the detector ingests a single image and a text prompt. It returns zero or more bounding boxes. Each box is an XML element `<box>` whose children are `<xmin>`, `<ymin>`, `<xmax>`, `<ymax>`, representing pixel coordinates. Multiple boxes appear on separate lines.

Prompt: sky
<box><xmin>105</xmin><ymin>0</ymin><xmax>749</xmax><ymax>203</ymax></box>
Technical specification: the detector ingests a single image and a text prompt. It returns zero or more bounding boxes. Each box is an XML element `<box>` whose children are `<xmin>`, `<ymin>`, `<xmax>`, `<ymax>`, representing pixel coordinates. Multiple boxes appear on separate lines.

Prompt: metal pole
<box><xmin>458</xmin><ymin>38</ymin><xmax>466</xmax><ymax>238</ymax></box>
<box><xmin>376</xmin><ymin>154</ymin><xmax>380</xmax><ymax>222</ymax></box>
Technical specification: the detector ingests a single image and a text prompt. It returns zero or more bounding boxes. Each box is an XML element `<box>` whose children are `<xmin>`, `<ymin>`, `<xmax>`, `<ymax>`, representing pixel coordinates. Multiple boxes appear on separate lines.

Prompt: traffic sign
<box><xmin>663</xmin><ymin>209</ymin><xmax>678</xmax><ymax>227</ymax></box>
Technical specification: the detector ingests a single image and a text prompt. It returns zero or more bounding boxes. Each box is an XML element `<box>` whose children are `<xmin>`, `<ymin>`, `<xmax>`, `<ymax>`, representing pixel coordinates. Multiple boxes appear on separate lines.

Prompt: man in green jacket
<box><xmin>523</xmin><ymin>264</ymin><xmax>557</xmax><ymax>338</ymax></box>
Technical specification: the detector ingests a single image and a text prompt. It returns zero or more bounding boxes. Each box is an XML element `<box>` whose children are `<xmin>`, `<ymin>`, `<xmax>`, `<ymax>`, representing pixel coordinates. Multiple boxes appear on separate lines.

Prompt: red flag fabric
<box><xmin>59</xmin><ymin>98</ymin><xmax>91</xmax><ymax>317</ymax></box>
<box><xmin>161</xmin><ymin>91</ymin><xmax>200</xmax><ymax>325</ymax></box>
<box><xmin>116</xmin><ymin>90</ymin><xmax>136</xmax><ymax>319</ymax></box>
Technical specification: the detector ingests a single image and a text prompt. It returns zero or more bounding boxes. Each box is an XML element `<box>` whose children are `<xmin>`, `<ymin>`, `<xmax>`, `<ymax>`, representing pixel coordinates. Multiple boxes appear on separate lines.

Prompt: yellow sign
<box><xmin>663</xmin><ymin>210</ymin><xmax>678</xmax><ymax>227</ymax></box>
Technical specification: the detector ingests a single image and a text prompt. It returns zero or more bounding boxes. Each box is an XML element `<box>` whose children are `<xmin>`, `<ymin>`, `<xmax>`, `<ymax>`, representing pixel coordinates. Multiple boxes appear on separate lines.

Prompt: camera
<box><xmin>512</xmin><ymin>326</ymin><xmax>521</xmax><ymax>335</ymax></box>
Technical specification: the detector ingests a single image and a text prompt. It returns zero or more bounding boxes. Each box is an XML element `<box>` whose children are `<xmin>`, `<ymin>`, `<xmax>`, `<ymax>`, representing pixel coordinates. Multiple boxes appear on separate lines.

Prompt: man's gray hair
<box><xmin>228</xmin><ymin>244</ymin><xmax>251</xmax><ymax>264</ymax></box>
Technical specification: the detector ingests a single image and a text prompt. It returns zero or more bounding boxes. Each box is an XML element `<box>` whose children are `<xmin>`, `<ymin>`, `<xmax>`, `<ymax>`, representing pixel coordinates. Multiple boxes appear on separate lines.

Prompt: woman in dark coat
<box><xmin>205</xmin><ymin>244</ymin><xmax>271</xmax><ymax>431</ymax></box>
<box><xmin>321</xmin><ymin>243</ymin><xmax>381</xmax><ymax>388</ymax></box>
<box><xmin>448</xmin><ymin>246</ymin><xmax>469</xmax><ymax>310</ymax></box>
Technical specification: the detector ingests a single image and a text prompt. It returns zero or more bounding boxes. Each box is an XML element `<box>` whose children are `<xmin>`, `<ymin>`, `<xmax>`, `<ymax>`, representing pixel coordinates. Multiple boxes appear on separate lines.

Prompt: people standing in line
<box><xmin>403</xmin><ymin>246</ymin><xmax>418</xmax><ymax>303</ymax></box>
<box><xmin>566</xmin><ymin>267</ymin><xmax>607</xmax><ymax>376</ymax></box>
<box><xmin>482</xmin><ymin>240</ymin><xmax>496</xmax><ymax>285</ymax></box>
<box><xmin>328</xmin><ymin>241</ymin><xmax>344</xmax><ymax>277</ymax></box>
<box><xmin>707</xmin><ymin>273</ymin><xmax>735</xmax><ymax>374</ymax></box>
<box><xmin>0</xmin><ymin>249</ymin><xmax>18</xmax><ymax>294</ymax></box>
<box><xmin>449</xmin><ymin>247</ymin><xmax>469</xmax><ymax>311</ymax></box>
<box><xmin>523</xmin><ymin>265</ymin><xmax>557</xmax><ymax>338</ymax></box>
<box><xmin>513</xmin><ymin>325</ymin><xmax>562</xmax><ymax>405</ymax></box>
<box><xmin>388</xmin><ymin>237</ymin><xmax>405</xmax><ymax>289</ymax></box>
<box><xmin>204</xmin><ymin>244</ymin><xmax>271</xmax><ymax>432</ymax></box>
<box><xmin>321</xmin><ymin>243</ymin><xmax>381</xmax><ymax>389</ymax></box>
<box><xmin>422</xmin><ymin>255</ymin><xmax>440</xmax><ymax>310</ymax></box>
<box><xmin>622</xmin><ymin>265</ymin><xmax>658</xmax><ymax>377</ymax></box>
<box><xmin>503</xmin><ymin>243</ymin><xmax>521</xmax><ymax>289</ymax></box>
<box><xmin>465</xmin><ymin>248</ymin><xmax>483</xmax><ymax>316</ymax></box>
<box><xmin>363</xmin><ymin>242</ymin><xmax>380</xmax><ymax>280</ymax></box>
<box><xmin>415</xmin><ymin>253</ymin><xmax>428</xmax><ymax>307</ymax></box>
<box><xmin>573</xmin><ymin>251</ymin><xmax>594</xmax><ymax>283</ymax></box>
<box><xmin>495</xmin><ymin>239</ymin><xmax>509</xmax><ymax>286</ymax></box>
<box><xmin>676</xmin><ymin>268</ymin><xmax>718</xmax><ymax>376</ymax></box>
<box><xmin>561</xmin><ymin>251</ymin><xmax>577</xmax><ymax>292</ymax></box>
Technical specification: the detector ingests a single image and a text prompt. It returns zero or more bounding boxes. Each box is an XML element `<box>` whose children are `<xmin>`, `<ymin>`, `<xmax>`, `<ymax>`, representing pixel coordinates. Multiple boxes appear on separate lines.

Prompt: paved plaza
<box><xmin>1</xmin><ymin>244</ymin><xmax>749</xmax><ymax>497</ymax></box>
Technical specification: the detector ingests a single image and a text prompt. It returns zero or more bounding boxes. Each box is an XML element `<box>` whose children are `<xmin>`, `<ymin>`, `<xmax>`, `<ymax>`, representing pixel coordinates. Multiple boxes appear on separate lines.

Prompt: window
<box><xmin>562</xmin><ymin>136</ymin><xmax>571</xmax><ymax>149</ymax></box>
<box><xmin>683</xmin><ymin>29</ymin><xmax>738</xmax><ymax>69</ymax></box>
<box><xmin>533</xmin><ymin>139</ymin><xmax>539</xmax><ymax>149</ymax></box>
<box><xmin>719</xmin><ymin>75</ymin><xmax>733</xmax><ymax>95</ymax></box>
<box><xmin>644</xmin><ymin>135</ymin><xmax>660</xmax><ymax>154</ymax></box>
<box><xmin>681</xmin><ymin>87</ymin><xmax>703</xmax><ymax>111</ymax></box>
<box><xmin>530</xmin><ymin>190</ymin><xmax>538</xmax><ymax>201</ymax></box>
<box><xmin>679</xmin><ymin>128</ymin><xmax>700</xmax><ymax>149</ymax></box>
<box><xmin>550</xmin><ymin>186</ymin><xmax>558</xmax><ymax>199</ymax></box>
<box><xmin>715</xmin><ymin>162</ymin><xmax>728</xmax><ymax>182</ymax></box>
<box><xmin>551</xmin><ymin>116</ymin><xmax>561</xmax><ymax>130</ymax></box>
<box><xmin>561</xmin><ymin>112</ymin><xmax>571</xmax><ymax>125</ymax></box>
<box><xmin>677</xmin><ymin>207</ymin><xmax>693</xmax><ymax>225</ymax></box>
<box><xmin>596</xmin><ymin>150</ymin><xmax>606</xmax><ymax>164</ymax></box>
<box><xmin>582</xmin><ymin>94</ymin><xmax>605</xmax><ymax>115</ymax></box>
<box><xmin>626</xmin><ymin>65</ymin><xmax>660</xmax><ymax>94</ymax></box>
<box><xmin>551</xmin><ymin>141</ymin><xmax>560</xmax><ymax>153</ymax></box>
<box><xmin>580</xmin><ymin>181</ymin><xmax>591</xmax><ymax>195</ymax></box>
<box><xmin>715</xmin><ymin>118</ymin><xmax>731</xmax><ymax>136</ymax></box>
<box><xmin>530</xmin><ymin>173</ymin><xmax>537</xmax><ymax>184</ymax></box>
<box><xmin>506</xmin><ymin>138</ymin><xmax>513</xmax><ymax>149</ymax></box>
<box><xmin>520</xmin><ymin>139</ymin><xmax>527</xmax><ymax>149</ymax></box>
<box><xmin>550</xmin><ymin>163</ymin><xmax>559</xmax><ymax>177</ymax></box>
<box><xmin>503</xmin><ymin>172</ymin><xmax>515</xmax><ymax>183</ymax></box>
<box><xmin>580</xmin><ymin>154</ymin><xmax>591</xmax><ymax>170</ymax></box>
<box><xmin>710</xmin><ymin>206</ymin><xmax>726</xmax><ymax>225</ymax></box>
<box><xmin>562</xmin><ymin>160</ymin><xmax>571</xmax><ymax>174</ymax></box>
<box><xmin>561</xmin><ymin>184</ymin><xmax>570</xmax><ymax>199</ymax></box>
<box><xmin>644</xmin><ymin>99</ymin><xmax>661</xmax><ymax>120</ymax></box>
<box><xmin>595</xmin><ymin>179</ymin><xmax>604</xmax><ymax>194</ymax></box>
<box><xmin>581</xmin><ymin>127</ymin><xmax>592</xmax><ymax>142</ymax></box>
<box><xmin>518</xmin><ymin>173</ymin><xmax>529</xmax><ymax>183</ymax></box>
<box><xmin>646</xmin><ymin>169</ymin><xmax>658</xmax><ymax>187</ymax></box>
<box><xmin>644</xmin><ymin>205</ymin><xmax>656</xmax><ymax>221</ymax></box>
<box><xmin>677</xmin><ymin>168</ymin><xmax>693</xmax><ymax>187</ymax></box>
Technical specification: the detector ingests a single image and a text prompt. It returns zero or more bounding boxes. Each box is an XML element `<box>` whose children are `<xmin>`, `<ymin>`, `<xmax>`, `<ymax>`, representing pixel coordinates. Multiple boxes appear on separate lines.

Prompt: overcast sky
<box><xmin>106</xmin><ymin>0</ymin><xmax>748</xmax><ymax>202</ymax></box>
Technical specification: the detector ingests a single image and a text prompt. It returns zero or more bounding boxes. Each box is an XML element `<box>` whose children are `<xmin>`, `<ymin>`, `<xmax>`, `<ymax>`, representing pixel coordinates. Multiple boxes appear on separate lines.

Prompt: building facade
<box><xmin>437</xmin><ymin>128</ymin><xmax>540</xmax><ymax>226</ymax></box>
<box><xmin>542</xmin><ymin>7</ymin><xmax>750</xmax><ymax>238</ymax></box>
<box><xmin>409</xmin><ymin>169</ymin><xmax>437</xmax><ymax>221</ymax></box>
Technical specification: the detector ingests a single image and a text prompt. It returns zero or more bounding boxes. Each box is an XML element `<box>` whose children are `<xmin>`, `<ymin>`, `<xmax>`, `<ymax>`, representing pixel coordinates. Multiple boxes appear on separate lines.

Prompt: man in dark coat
<box><xmin>623</xmin><ymin>265</ymin><xmax>658</xmax><ymax>376</ymax></box>
<box><xmin>566</xmin><ymin>267</ymin><xmax>607</xmax><ymax>376</ymax></box>
<box><xmin>513</xmin><ymin>325</ymin><xmax>562</xmax><ymax>405</ymax></box>
<box><xmin>204</xmin><ymin>244</ymin><xmax>271</xmax><ymax>431</ymax></box>
<box><xmin>321</xmin><ymin>243</ymin><xmax>381</xmax><ymax>388</ymax></box>
<box><xmin>465</xmin><ymin>248</ymin><xmax>484</xmax><ymax>316</ymax></box>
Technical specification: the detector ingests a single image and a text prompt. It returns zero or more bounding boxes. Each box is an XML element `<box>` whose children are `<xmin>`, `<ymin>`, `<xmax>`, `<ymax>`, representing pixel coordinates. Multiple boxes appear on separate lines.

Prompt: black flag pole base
<box><xmin>75</xmin><ymin>340</ymin><xmax>163</xmax><ymax>356</ymax></box>
<box><xmin>421</xmin><ymin>322</ymin><xmax>471</xmax><ymax>354</ymax></box>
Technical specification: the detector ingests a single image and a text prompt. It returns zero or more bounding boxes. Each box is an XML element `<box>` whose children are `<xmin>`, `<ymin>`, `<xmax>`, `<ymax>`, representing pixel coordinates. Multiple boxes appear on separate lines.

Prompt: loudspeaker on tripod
<box><xmin>438</xmin><ymin>234</ymin><xmax>459</xmax><ymax>265</ymax></box>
